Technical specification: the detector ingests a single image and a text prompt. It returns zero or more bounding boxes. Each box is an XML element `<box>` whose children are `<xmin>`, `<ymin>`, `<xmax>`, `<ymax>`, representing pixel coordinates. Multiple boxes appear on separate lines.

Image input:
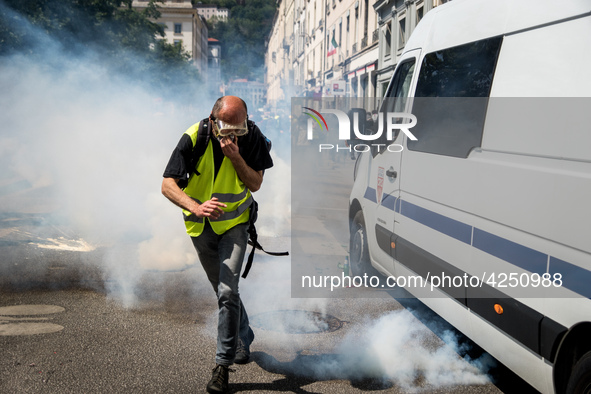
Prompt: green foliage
<box><xmin>0</xmin><ymin>0</ymin><xmax>201</xmax><ymax>98</ymax></box>
<box><xmin>204</xmin><ymin>0</ymin><xmax>276</xmax><ymax>82</ymax></box>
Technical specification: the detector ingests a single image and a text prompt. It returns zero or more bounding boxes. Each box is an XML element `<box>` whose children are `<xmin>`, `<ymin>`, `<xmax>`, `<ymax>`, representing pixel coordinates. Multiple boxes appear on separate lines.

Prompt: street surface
<box><xmin>0</xmin><ymin>153</ymin><xmax>537</xmax><ymax>393</ymax></box>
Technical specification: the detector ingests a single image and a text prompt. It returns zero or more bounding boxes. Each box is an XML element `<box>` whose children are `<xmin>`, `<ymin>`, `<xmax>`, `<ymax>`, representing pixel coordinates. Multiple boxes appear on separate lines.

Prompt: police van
<box><xmin>348</xmin><ymin>0</ymin><xmax>591</xmax><ymax>392</ymax></box>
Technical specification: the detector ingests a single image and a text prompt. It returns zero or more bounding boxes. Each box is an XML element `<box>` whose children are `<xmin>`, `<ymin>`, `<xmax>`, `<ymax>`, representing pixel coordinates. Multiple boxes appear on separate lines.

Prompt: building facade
<box><xmin>265</xmin><ymin>0</ymin><xmax>381</xmax><ymax>106</ymax></box>
<box><xmin>207</xmin><ymin>38</ymin><xmax>223</xmax><ymax>96</ymax></box>
<box><xmin>265</xmin><ymin>0</ymin><xmax>448</xmax><ymax>107</ymax></box>
<box><xmin>265</xmin><ymin>0</ymin><xmax>295</xmax><ymax>106</ymax></box>
<box><xmin>325</xmin><ymin>0</ymin><xmax>379</xmax><ymax>100</ymax></box>
<box><xmin>226</xmin><ymin>79</ymin><xmax>267</xmax><ymax>111</ymax></box>
<box><xmin>194</xmin><ymin>4</ymin><xmax>229</xmax><ymax>22</ymax></box>
<box><xmin>193</xmin><ymin>11</ymin><xmax>209</xmax><ymax>75</ymax></box>
<box><xmin>132</xmin><ymin>0</ymin><xmax>209</xmax><ymax>75</ymax></box>
<box><xmin>374</xmin><ymin>0</ymin><xmax>448</xmax><ymax>98</ymax></box>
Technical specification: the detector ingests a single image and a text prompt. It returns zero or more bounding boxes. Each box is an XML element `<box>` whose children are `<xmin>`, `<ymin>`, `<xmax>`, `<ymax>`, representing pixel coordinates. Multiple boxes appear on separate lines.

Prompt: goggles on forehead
<box><xmin>211</xmin><ymin>118</ymin><xmax>249</xmax><ymax>138</ymax></box>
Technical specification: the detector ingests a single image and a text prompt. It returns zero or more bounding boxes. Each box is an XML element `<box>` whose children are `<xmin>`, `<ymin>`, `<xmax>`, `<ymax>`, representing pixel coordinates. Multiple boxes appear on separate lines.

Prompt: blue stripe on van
<box><xmin>549</xmin><ymin>257</ymin><xmax>591</xmax><ymax>299</ymax></box>
<box><xmin>400</xmin><ymin>200</ymin><xmax>473</xmax><ymax>244</ymax></box>
<box><xmin>472</xmin><ymin>228</ymin><xmax>547</xmax><ymax>275</ymax></box>
<box><xmin>363</xmin><ymin>188</ymin><xmax>398</xmax><ymax>211</ymax></box>
<box><xmin>381</xmin><ymin>193</ymin><xmax>397</xmax><ymax>211</ymax></box>
<box><xmin>364</xmin><ymin>187</ymin><xmax>377</xmax><ymax>203</ymax></box>
<box><xmin>360</xmin><ymin>192</ymin><xmax>590</xmax><ymax>297</ymax></box>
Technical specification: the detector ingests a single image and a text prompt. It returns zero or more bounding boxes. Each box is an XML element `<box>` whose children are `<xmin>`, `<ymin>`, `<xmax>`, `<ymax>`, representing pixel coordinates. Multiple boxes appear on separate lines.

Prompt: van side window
<box><xmin>375</xmin><ymin>59</ymin><xmax>415</xmax><ymax>152</ymax></box>
<box><xmin>385</xmin><ymin>59</ymin><xmax>415</xmax><ymax>111</ymax></box>
<box><xmin>408</xmin><ymin>36</ymin><xmax>502</xmax><ymax>158</ymax></box>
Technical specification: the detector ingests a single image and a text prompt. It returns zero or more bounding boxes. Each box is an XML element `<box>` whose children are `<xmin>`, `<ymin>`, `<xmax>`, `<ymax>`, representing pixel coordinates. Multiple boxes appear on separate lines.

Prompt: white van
<box><xmin>348</xmin><ymin>0</ymin><xmax>591</xmax><ymax>393</ymax></box>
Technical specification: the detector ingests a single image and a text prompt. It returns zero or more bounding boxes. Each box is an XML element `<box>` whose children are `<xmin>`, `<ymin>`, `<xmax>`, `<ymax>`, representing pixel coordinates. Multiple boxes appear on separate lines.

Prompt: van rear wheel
<box><xmin>567</xmin><ymin>351</ymin><xmax>591</xmax><ymax>394</ymax></box>
<box><xmin>350</xmin><ymin>211</ymin><xmax>370</xmax><ymax>276</ymax></box>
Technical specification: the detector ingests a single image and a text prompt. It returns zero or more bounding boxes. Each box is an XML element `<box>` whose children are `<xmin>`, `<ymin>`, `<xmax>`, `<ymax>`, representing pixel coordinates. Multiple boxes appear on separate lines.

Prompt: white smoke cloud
<box><xmin>0</xmin><ymin>27</ymin><xmax>206</xmax><ymax>303</ymax></box>
<box><xmin>335</xmin><ymin>310</ymin><xmax>493</xmax><ymax>388</ymax></box>
<box><xmin>0</xmin><ymin>13</ymin><xmax>295</xmax><ymax>306</ymax></box>
<box><xmin>255</xmin><ymin>152</ymin><xmax>291</xmax><ymax>237</ymax></box>
<box><xmin>240</xmin><ymin>253</ymin><xmax>492</xmax><ymax>390</ymax></box>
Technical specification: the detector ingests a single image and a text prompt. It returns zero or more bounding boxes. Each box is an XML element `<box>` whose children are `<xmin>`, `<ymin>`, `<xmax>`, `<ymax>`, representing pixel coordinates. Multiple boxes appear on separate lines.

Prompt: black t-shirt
<box><xmin>163</xmin><ymin>120</ymin><xmax>274</xmax><ymax>182</ymax></box>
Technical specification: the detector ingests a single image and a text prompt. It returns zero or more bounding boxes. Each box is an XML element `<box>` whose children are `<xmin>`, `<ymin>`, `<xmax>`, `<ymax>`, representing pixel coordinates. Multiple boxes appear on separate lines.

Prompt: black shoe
<box><xmin>206</xmin><ymin>364</ymin><xmax>230</xmax><ymax>393</ymax></box>
<box><xmin>234</xmin><ymin>327</ymin><xmax>254</xmax><ymax>364</ymax></box>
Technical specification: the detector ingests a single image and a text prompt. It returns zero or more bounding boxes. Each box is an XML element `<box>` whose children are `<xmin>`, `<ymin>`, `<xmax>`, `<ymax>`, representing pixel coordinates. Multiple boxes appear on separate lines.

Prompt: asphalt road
<box><xmin>0</xmin><ymin>154</ymin><xmax>538</xmax><ymax>393</ymax></box>
<box><xmin>0</xmin><ymin>271</ymin><xmax>526</xmax><ymax>394</ymax></box>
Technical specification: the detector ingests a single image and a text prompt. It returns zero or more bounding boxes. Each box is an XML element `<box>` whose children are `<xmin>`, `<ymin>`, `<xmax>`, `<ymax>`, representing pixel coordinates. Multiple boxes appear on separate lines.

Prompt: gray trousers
<box><xmin>191</xmin><ymin>221</ymin><xmax>250</xmax><ymax>366</ymax></box>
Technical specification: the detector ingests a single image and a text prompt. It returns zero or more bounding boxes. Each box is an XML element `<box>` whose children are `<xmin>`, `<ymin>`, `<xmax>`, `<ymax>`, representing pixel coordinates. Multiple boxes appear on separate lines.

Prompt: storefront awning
<box><xmin>347</xmin><ymin>61</ymin><xmax>377</xmax><ymax>80</ymax></box>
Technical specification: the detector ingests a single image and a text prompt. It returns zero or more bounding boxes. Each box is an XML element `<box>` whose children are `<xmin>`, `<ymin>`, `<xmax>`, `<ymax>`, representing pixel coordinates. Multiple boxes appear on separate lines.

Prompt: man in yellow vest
<box><xmin>161</xmin><ymin>96</ymin><xmax>273</xmax><ymax>393</ymax></box>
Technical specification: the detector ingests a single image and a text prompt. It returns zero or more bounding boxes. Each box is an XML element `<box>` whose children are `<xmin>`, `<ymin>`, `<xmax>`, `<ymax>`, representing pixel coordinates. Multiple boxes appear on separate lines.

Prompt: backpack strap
<box><xmin>241</xmin><ymin>199</ymin><xmax>289</xmax><ymax>279</ymax></box>
<box><xmin>247</xmin><ymin>120</ymin><xmax>272</xmax><ymax>152</ymax></box>
<box><xmin>190</xmin><ymin>118</ymin><xmax>212</xmax><ymax>176</ymax></box>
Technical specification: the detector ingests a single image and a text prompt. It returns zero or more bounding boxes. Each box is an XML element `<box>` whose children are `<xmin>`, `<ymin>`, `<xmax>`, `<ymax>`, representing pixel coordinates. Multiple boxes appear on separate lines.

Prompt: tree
<box><xmin>206</xmin><ymin>0</ymin><xmax>276</xmax><ymax>82</ymax></box>
<box><xmin>0</xmin><ymin>0</ymin><xmax>201</xmax><ymax>97</ymax></box>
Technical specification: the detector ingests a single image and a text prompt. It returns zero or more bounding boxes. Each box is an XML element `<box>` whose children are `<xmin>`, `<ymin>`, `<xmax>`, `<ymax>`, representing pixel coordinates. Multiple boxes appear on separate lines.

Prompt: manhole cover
<box><xmin>0</xmin><ymin>305</ymin><xmax>65</xmax><ymax>336</ymax></box>
<box><xmin>0</xmin><ymin>305</ymin><xmax>65</xmax><ymax>315</ymax></box>
<box><xmin>0</xmin><ymin>323</ymin><xmax>64</xmax><ymax>336</ymax></box>
<box><xmin>250</xmin><ymin>310</ymin><xmax>343</xmax><ymax>334</ymax></box>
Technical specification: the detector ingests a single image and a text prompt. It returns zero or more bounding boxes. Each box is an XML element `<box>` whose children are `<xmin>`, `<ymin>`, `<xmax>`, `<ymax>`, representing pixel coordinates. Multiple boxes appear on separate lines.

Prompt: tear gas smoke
<box><xmin>239</xmin><ymin>256</ymin><xmax>493</xmax><ymax>390</ymax></box>
<box><xmin>335</xmin><ymin>311</ymin><xmax>493</xmax><ymax>388</ymax></box>
<box><xmin>0</xmin><ymin>5</ymin><xmax>295</xmax><ymax>308</ymax></box>
<box><xmin>0</xmin><ymin>8</ymin><xmax>251</xmax><ymax>302</ymax></box>
<box><xmin>0</xmin><ymin>53</ymin><xmax>193</xmax><ymax>300</ymax></box>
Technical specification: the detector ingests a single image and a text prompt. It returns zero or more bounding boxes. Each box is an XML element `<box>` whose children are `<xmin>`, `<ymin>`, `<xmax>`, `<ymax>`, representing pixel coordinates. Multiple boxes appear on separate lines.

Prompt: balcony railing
<box><xmin>361</xmin><ymin>36</ymin><xmax>368</xmax><ymax>49</ymax></box>
<box><xmin>372</xmin><ymin>28</ymin><xmax>379</xmax><ymax>43</ymax></box>
<box><xmin>352</xmin><ymin>43</ymin><xmax>357</xmax><ymax>54</ymax></box>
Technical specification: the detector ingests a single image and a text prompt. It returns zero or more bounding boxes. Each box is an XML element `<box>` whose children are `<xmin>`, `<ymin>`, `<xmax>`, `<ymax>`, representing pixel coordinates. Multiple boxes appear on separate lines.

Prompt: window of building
<box><xmin>174</xmin><ymin>23</ymin><xmax>182</xmax><ymax>34</ymax></box>
<box><xmin>416</xmin><ymin>2</ymin><xmax>424</xmax><ymax>24</ymax></box>
<box><xmin>383</xmin><ymin>23</ymin><xmax>391</xmax><ymax>58</ymax></box>
<box><xmin>361</xmin><ymin>75</ymin><xmax>368</xmax><ymax>97</ymax></box>
<box><xmin>363</xmin><ymin>0</ymin><xmax>369</xmax><ymax>38</ymax></box>
<box><xmin>354</xmin><ymin>4</ymin><xmax>359</xmax><ymax>45</ymax></box>
<box><xmin>339</xmin><ymin>21</ymin><xmax>342</xmax><ymax>53</ymax></box>
<box><xmin>408</xmin><ymin>36</ymin><xmax>503</xmax><ymax>158</ymax></box>
<box><xmin>397</xmin><ymin>16</ymin><xmax>406</xmax><ymax>49</ymax></box>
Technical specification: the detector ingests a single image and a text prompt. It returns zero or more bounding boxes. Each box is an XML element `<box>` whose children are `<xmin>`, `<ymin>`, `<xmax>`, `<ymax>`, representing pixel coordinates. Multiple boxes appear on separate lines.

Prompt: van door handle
<box><xmin>386</xmin><ymin>168</ymin><xmax>397</xmax><ymax>179</ymax></box>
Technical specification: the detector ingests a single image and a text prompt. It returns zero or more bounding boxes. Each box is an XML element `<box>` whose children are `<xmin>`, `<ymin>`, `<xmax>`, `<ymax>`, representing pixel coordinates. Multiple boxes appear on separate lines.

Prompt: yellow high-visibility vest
<box><xmin>181</xmin><ymin>123</ymin><xmax>251</xmax><ymax>237</ymax></box>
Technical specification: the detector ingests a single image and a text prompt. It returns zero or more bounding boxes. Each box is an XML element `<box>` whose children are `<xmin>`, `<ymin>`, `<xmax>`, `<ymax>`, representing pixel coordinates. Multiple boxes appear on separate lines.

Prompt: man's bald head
<box><xmin>211</xmin><ymin>96</ymin><xmax>247</xmax><ymax>124</ymax></box>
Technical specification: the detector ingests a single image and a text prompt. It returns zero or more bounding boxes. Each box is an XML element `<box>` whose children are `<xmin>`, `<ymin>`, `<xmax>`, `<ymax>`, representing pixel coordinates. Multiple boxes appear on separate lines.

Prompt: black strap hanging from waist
<box><xmin>241</xmin><ymin>219</ymin><xmax>289</xmax><ymax>279</ymax></box>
